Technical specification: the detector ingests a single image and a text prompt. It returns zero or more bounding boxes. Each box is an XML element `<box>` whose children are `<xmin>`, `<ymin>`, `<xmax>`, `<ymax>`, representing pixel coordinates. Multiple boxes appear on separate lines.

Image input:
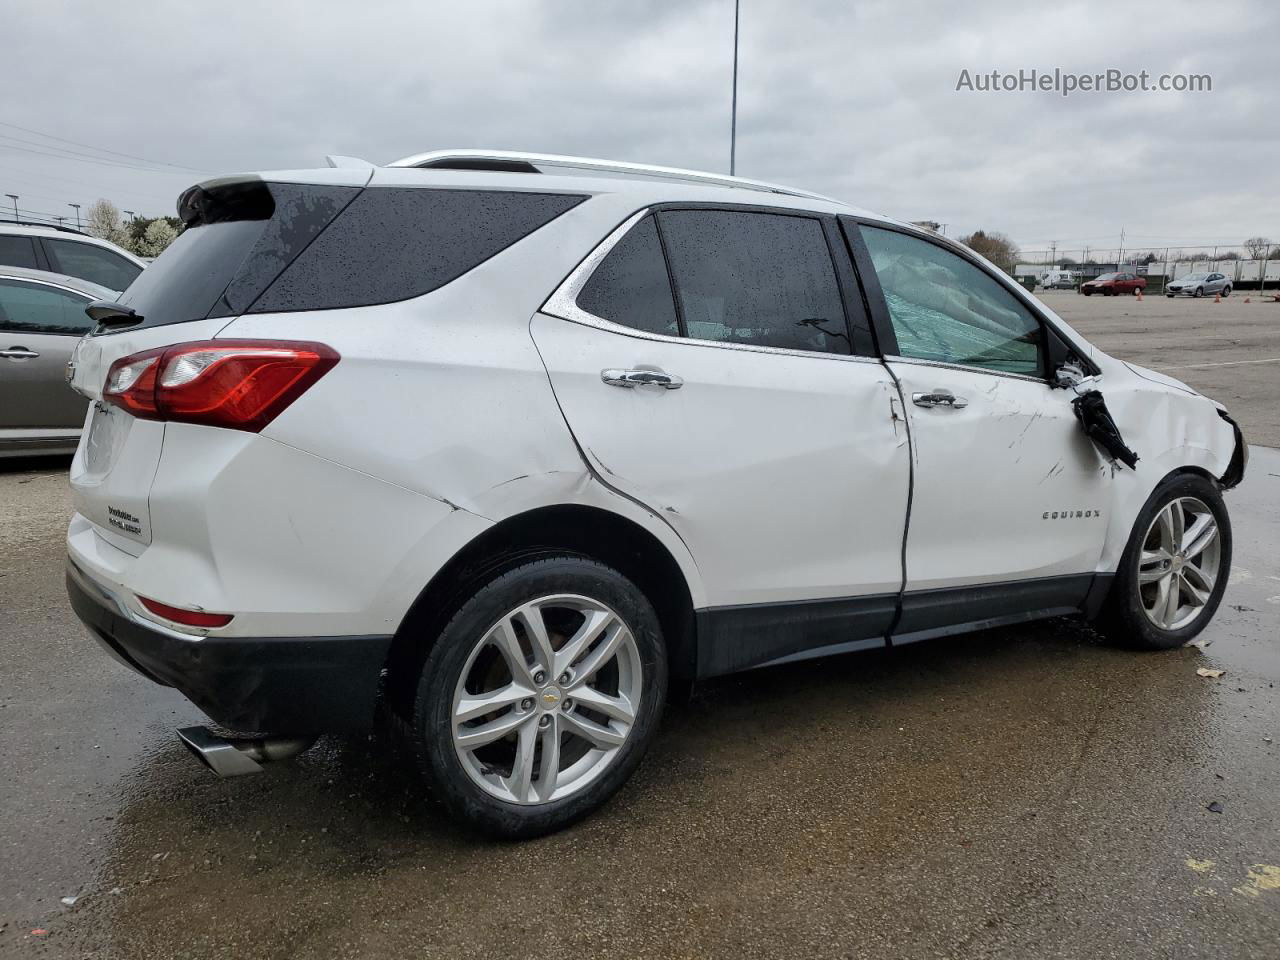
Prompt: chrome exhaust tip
<box><xmin>177</xmin><ymin>726</ymin><xmax>316</xmax><ymax>778</ymax></box>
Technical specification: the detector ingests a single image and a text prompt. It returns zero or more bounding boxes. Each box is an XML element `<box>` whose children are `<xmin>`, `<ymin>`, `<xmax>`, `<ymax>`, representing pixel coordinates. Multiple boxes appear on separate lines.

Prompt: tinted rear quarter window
<box><xmin>250</xmin><ymin>188</ymin><xmax>585</xmax><ymax>313</ymax></box>
<box><xmin>576</xmin><ymin>215</ymin><xmax>678</xmax><ymax>336</ymax></box>
<box><xmin>657</xmin><ymin>210</ymin><xmax>851</xmax><ymax>355</ymax></box>
<box><xmin>114</xmin><ymin>183</ymin><xmax>582</xmax><ymax>330</ymax></box>
<box><xmin>0</xmin><ymin>235</ymin><xmax>40</xmax><ymax>269</ymax></box>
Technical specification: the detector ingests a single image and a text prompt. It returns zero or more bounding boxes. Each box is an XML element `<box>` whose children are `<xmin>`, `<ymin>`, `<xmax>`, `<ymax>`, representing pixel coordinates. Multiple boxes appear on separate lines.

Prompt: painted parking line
<box><xmin>1163</xmin><ymin>358</ymin><xmax>1280</xmax><ymax>370</ymax></box>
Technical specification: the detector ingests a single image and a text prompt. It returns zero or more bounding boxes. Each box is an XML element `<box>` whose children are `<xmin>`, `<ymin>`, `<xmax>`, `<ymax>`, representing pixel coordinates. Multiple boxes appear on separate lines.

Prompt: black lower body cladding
<box><xmin>66</xmin><ymin>560</ymin><xmax>391</xmax><ymax>733</ymax></box>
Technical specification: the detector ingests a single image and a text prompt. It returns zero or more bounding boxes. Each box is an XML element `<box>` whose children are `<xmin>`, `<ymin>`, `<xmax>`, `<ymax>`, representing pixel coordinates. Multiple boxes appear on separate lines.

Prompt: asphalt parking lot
<box><xmin>1</xmin><ymin>294</ymin><xmax>1277</xmax><ymax>959</ymax></box>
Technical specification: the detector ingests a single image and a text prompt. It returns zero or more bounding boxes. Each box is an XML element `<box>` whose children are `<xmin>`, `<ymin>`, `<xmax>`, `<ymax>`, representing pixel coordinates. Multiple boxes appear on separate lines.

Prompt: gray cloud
<box><xmin>3</xmin><ymin>0</ymin><xmax>1277</xmax><ymax>256</ymax></box>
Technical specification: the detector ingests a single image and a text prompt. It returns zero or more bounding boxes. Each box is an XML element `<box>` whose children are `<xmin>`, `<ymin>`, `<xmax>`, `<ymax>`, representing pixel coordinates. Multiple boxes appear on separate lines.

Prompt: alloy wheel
<box><xmin>451</xmin><ymin>594</ymin><xmax>643</xmax><ymax>805</ymax></box>
<box><xmin>1137</xmin><ymin>497</ymin><xmax>1221</xmax><ymax>631</ymax></box>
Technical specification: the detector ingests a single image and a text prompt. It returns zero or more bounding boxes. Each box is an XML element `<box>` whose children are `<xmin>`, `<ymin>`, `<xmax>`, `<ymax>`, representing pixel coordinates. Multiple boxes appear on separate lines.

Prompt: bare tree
<box><xmin>957</xmin><ymin>230</ymin><xmax>1021</xmax><ymax>274</ymax></box>
<box><xmin>85</xmin><ymin>199</ymin><xmax>125</xmax><ymax>244</ymax></box>
<box><xmin>1243</xmin><ymin>236</ymin><xmax>1273</xmax><ymax>260</ymax></box>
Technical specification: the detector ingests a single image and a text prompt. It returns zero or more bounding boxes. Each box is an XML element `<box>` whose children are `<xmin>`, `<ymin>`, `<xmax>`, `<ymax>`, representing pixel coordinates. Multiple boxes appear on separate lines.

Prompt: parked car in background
<box><xmin>1041</xmin><ymin>270</ymin><xmax>1079</xmax><ymax>290</ymax></box>
<box><xmin>1080</xmin><ymin>272</ymin><xmax>1145</xmax><ymax>296</ymax></box>
<box><xmin>65</xmin><ymin>151</ymin><xmax>1245</xmax><ymax>838</ymax></box>
<box><xmin>0</xmin><ymin>266</ymin><xmax>108</xmax><ymax>456</ymax></box>
<box><xmin>0</xmin><ymin>222</ymin><xmax>144</xmax><ymax>293</ymax></box>
<box><xmin>1166</xmin><ymin>272</ymin><xmax>1231</xmax><ymax>298</ymax></box>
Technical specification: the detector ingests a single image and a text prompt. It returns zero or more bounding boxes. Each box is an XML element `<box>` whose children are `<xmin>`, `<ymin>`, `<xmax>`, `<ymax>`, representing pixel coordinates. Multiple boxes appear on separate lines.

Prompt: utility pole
<box><xmin>4</xmin><ymin>194</ymin><xmax>17</xmax><ymax>222</ymax></box>
<box><xmin>729</xmin><ymin>0</ymin><xmax>740</xmax><ymax>176</ymax></box>
<box><xmin>54</xmin><ymin>216</ymin><xmax>66</xmax><ymax>228</ymax></box>
<box><xmin>1049</xmin><ymin>240</ymin><xmax>1057</xmax><ymax>267</ymax></box>
<box><xmin>1118</xmin><ymin>227</ymin><xmax>1125</xmax><ymax>265</ymax></box>
<box><xmin>69</xmin><ymin>203</ymin><xmax>81</xmax><ymax>231</ymax></box>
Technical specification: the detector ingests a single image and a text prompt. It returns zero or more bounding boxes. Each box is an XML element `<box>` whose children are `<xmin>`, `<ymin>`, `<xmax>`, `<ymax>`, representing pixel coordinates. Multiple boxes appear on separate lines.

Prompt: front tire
<box><xmin>1194</xmin><ymin>286</ymin><xmax>1204</xmax><ymax>298</ymax></box>
<box><xmin>1095</xmin><ymin>474</ymin><xmax>1231</xmax><ymax>650</ymax></box>
<box><xmin>411</xmin><ymin>556</ymin><xmax>667</xmax><ymax>838</ymax></box>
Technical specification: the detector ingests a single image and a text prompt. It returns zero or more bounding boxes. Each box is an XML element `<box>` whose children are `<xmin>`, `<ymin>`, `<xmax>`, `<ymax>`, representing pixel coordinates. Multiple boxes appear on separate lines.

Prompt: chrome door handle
<box><xmin>601</xmin><ymin>368</ymin><xmax>683</xmax><ymax>390</ymax></box>
<box><xmin>1</xmin><ymin>347</ymin><xmax>40</xmax><ymax>359</ymax></box>
<box><xmin>912</xmin><ymin>389</ymin><xmax>968</xmax><ymax>409</ymax></box>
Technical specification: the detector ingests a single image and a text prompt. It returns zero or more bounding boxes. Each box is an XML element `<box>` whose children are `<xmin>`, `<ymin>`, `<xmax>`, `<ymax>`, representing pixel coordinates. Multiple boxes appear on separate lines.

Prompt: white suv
<box><xmin>0</xmin><ymin>222</ymin><xmax>144</xmax><ymax>292</ymax></box>
<box><xmin>65</xmin><ymin>151</ymin><xmax>1246</xmax><ymax>837</ymax></box>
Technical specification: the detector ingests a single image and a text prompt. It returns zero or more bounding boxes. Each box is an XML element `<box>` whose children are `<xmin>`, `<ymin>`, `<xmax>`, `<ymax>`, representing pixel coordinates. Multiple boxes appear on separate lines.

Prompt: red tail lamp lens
<box><xmin>103</xmin><ymin>340</ymin><xmax>338</xmax><ymax>432</ymax></box>
<box><xmin>138</xmin><ymin>596</ymin><xmax>234</xmax><ymax>628</ymax></box>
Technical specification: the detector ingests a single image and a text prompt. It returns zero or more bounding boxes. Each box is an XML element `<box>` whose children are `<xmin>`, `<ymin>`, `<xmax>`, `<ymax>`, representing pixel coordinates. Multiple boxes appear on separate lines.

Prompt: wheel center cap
<box><xmin>1172</xmin><ymin>555</ymin><xmax>1185</xmax><ymax>571</ymax></box>
<box><xmin>540</xmin><ymin>687</ymin><xmax>562</xmax><ymax>710</ymax></box>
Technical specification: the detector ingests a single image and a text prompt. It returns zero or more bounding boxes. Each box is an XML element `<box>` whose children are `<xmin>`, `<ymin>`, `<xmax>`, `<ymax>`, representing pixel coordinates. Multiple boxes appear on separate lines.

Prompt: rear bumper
<box><xmin>66</xmin><ymin>557</ymin><xmax>392</xmax><ymax>733</ymax></box>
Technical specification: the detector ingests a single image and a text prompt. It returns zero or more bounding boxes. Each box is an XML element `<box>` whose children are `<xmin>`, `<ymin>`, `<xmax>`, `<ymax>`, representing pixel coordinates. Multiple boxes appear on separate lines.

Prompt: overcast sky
<box><xmin>4</xmin><ymin>0</ymin><xmax>1277</xmax><ymax>258</ymax></box>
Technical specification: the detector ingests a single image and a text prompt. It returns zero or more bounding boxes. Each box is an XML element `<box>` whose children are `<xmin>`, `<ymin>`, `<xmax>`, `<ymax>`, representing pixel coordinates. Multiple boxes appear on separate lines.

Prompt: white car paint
<box><xmin>64</xmin><ymin>157</ymin><xmax>1238</xmax><ymax>665</ymax></box>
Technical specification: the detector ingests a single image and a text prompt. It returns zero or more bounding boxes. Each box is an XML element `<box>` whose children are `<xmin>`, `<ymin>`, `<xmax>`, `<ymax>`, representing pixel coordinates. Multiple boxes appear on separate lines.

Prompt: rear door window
<box><xmin>656</xmin><ymin>209</ymin><xmax>852</xmax><ymax>355</ymax></box>
<box><xmin>43</xmin><ymin>238</ymin><xmax>141</xmax><ymax>292</ymax></box>
<box><xmin>575</xmin><ymin>215</ymin><xmax>679</xmax><ymax>336</ymax></box>
<box><xmin>0</xmin><ymin>235</ymin><xmax>40</xmax><ymax>270</ymax></box>
<box><xmin>859</xmin><ymin>225</ymin><xmax>1044</xmax><ymax>377</ymax></box>
<box><xmin>0</xmin><ymin>279</ymin><xmax>93</xmax><ymax>335</ymax></box>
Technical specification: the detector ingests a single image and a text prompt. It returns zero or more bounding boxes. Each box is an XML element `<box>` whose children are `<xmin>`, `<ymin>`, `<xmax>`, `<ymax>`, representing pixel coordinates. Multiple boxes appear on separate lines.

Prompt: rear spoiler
<box><xmin>325</xmin><ymin>155</ymin><xmax>375</xmax><ymax>170</ymax></box>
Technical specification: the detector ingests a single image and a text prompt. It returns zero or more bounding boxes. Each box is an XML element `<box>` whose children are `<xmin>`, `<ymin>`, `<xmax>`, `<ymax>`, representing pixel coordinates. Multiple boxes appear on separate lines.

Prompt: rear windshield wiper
<box><xmin>86</xmin><ymin>300</ymin><xmax>142</xmax><ymax>330</ymax></box>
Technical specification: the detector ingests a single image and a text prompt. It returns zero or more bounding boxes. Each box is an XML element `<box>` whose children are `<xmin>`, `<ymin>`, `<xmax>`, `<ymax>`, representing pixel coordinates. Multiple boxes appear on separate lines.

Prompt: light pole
<box><xmin>4</xmin><ymin>194</ymin><xmax>17</xmax><ymax>222</ymax></box>
<box><xmin>729</xmin><ymin>0</ymin><xmax>740</xmax><ymax>176</ymax></box>
<box><xmin>69</xmin><ymin>203</ymin><xmax>81</xmax><ymax>231</ymax></box>
<box><xmin>123</xmin><ymin>210</ymin><xmax>136</xmax><ymax>221</ymax></box>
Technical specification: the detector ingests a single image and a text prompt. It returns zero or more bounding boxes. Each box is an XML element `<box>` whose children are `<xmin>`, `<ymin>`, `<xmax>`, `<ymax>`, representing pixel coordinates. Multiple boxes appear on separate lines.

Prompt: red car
<box><xmin>1080</xmin><ymin>272</ymin><xmax>1146</xmax><ymax>296</ymax></box>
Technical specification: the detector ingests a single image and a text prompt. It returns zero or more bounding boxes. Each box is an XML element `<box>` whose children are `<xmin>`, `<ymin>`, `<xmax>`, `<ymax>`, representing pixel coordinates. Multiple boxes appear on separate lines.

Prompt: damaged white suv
<box><xmin>65</xmin><ymin>151</ymin><xmax>1246</xmax><ymax>838</ymax></box>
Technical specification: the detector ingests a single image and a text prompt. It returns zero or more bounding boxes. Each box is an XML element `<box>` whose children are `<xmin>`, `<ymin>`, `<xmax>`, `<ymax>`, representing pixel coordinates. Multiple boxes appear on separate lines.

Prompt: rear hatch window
<box><xmin>114</xmin><ymin>179</ymin><xmax>585</xmax><ymax>330</ymax></box>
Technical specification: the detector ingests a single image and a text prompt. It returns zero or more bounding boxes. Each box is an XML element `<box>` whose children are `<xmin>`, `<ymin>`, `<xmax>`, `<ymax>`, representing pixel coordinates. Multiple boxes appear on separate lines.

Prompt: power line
<box><xmin>0</xmin><ymin>132</ymin><xmax>200</xmax><ymax>174</ymax></box>
<box><xmin>0</xmin><ymin>119</ymin><xmax>204</xmax><ymax>172</ymax></box>
<box><xmin>0</xmin><ymin>140</ymin><xmax>197</xmax><ymax>174</ymax></box>
<box><xmin>0</xmin><ymin>161</ymin><xmax>185</xmax><ymax>204</ymax></box>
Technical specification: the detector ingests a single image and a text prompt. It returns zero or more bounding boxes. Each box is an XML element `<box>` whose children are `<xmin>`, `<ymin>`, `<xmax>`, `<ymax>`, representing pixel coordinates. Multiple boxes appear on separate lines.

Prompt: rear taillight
<box><xmin>138</xmin><ymin>596</ymin><xmax>234</xmax><ymax>628</ymax></box>
<box><xmin>102</xmin><ymin>340</ymin><xmax>338</xmax><ymax>432</ymax></box>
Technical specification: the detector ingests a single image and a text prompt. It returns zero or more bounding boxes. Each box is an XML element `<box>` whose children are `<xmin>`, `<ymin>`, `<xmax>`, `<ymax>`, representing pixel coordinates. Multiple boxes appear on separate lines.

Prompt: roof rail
<box><xmin>386</xmin><ymin>149</ymin><xmax>837</xmax><ymax>203</ymax></box>
<box><xmin>2</xmin><ymin>219</ymin><xmax>87</xmax><ymax>236</ymax></box>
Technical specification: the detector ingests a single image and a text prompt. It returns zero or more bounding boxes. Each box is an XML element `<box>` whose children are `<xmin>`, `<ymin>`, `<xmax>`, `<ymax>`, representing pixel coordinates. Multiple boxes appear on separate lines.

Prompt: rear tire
<box><xmin>410</xmin><ymin>555</ymin><xmax>667</xmax><ymax>838</ymax></box>
<box><xmin>1222</xmin><ymin>285</ymin><xmax>1232</xmax><ymax>298</ymax></box>
<box><xmin>1095</xmin><ymin>474</ymin><xmax>1231</xmax><ymax>650</ymax></box>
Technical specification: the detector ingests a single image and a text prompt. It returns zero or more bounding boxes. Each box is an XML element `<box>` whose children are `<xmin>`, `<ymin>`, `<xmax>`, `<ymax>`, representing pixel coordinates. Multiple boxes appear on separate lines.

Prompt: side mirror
<box><xmin>1053</xmin><ymin>360</ymin><xmax>1086</xmax><ymax>389</ymax></box>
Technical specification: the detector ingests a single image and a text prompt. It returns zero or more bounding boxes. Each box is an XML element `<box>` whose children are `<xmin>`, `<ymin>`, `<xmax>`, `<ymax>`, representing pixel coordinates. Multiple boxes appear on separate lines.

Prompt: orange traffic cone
<box><xmin>1244</xmin><ymin>296</ymin><xmax>1251</xmax><ymax>303</ymax></box>
<box><xmin>1214</xmin><ymin>291</ymin><xmax>1221</xmax><ymax>303</ymax></box>
<box><xmin>1135</xmin><ymin>288</ymin><xmax>1143</xmax><ymax>301</ymax></box>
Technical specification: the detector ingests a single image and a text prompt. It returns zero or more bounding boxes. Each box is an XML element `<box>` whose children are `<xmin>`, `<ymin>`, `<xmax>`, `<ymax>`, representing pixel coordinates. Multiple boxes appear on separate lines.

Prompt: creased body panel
<box><xmin>531</xmin><ymin>312</ymin><xmax>910</xmax><ymax>607</ymax></box>
<box><xmin>1091</xmin><ymin>356</ymin><xmax>1237</xmax><ymax>572</ymax></box>
<box><xmin>891</xmin><ymin>361</ymin><xmax>1111</xmax><ymax>591</ymax></box>
<box><xmin>68</xmin><ymin>429</ymin><xmax>488</xmax><ymax>639</ymax></box>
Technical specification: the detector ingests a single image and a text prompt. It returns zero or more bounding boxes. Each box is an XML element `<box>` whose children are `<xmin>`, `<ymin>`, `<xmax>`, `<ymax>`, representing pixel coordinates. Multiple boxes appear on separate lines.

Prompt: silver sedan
<box><xmin>1166</xmin><ymin>271</ymin><xmax>1232</xmax><ymax>298</ymax></box>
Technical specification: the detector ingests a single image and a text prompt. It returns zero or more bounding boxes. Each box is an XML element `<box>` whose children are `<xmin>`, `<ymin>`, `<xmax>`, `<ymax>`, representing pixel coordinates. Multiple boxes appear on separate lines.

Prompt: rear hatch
<box><xmin>69</xmin><ymin>172</ymin><xmax>370</xmax><ymax>555</ymax></box>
